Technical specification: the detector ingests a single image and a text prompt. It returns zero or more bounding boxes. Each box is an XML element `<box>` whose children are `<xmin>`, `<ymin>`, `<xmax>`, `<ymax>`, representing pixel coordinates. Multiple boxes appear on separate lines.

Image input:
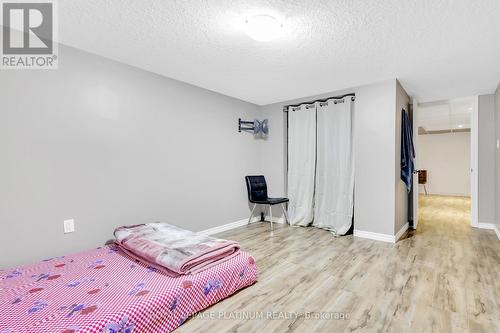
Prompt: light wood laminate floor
<box><xmin>178</xmin><ymin>195</ymin><xmax>500</xmax><ymax>332</ymax></box>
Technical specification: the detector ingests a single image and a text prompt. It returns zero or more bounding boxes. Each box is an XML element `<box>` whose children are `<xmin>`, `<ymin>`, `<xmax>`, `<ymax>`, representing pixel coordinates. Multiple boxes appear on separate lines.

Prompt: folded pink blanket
<box><xmin>114</xmin><ymin>223</ymin><xmax>240</xmax><ymax>276</ymax></box>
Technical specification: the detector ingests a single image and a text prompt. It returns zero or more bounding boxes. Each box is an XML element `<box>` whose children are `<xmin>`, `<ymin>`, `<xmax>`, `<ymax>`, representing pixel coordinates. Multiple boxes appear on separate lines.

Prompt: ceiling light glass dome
<box><xmin>244</xmin><ymin>15</ymin><xmax>282</xmax><ymax>42</ymax></box>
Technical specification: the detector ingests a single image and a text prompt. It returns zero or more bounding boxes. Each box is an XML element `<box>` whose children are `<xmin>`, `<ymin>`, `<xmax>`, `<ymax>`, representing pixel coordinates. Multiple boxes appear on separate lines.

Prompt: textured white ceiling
<box><xmin>59</xmin><ymin>0</ymin><xmax>500</xmax><ymax>105</ymax></box>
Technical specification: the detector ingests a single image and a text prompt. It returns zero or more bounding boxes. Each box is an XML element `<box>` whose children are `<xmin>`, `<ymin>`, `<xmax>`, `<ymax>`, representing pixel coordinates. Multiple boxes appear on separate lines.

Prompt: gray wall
<box><xmin>478</xmin><ymin>94</ymin><xmax>496</xmax><ymax>225</ymax></box>
<box><xmin>259</xmin><ymin>79</ymin><xmax>405</xmax><ymax>236</ymax></box>
<box><xmin>495</xmin><ymin>85</ymin><xmax>500</xmax><ymax>231</ymax></box>
<box><xmin>356</xmin><ymin>80</ymin><xmax>401</xmax><ymax>235</ymax></box>
<box><xmin>395</xmin><ymin>80</ymin><xmax>410</xmax><ymax>233</ymax></box>
<box><xmin>0</xmin><ymin>45</ymin><xmax>262</xmax><ymax>268</ymax></box>
<box><xmin>418</xmin><ymin>132</ymin><xmax>471</xmax><ymax>196</ymax></box>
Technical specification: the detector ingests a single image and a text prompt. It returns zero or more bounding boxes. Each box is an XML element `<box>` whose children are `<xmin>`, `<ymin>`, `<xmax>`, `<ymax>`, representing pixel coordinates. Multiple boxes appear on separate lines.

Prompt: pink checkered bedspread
<box><xmin>0</xmin><ymin>245</ymin><xmax>258</xmax><ymax>333</ymax></box>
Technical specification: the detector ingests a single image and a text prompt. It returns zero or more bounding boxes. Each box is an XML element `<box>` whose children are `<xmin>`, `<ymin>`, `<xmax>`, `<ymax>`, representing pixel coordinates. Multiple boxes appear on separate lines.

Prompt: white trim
<box><xmin>198</xmin><ymin>217</ymin><xmax>260</xmax><ymax>236</ymax></box>
<box><xmin>470</xmin><ymin>96</ymin><xmax>479</xmax><ymax>228</ymax></box>
<box><xmin>354</xmin><ymin>223</ymin><xmax>409</xmax><ymax>244</ymax></box>
<box><xmin>494</xmin><ymin>225</ymin><xmax>500</xmax><ymax>240</ymax></box>
<box><xmin>472</xmin><ymin>222</ymin><xmax>495</xmax><ymax>230</ymax></box>
<box><xmin>418</xmin><ymin>192</ymin><xmax>471</xmax><ymax>197</ymax></box>
<box><xmin>199</xmin><ymin>215</ymin><xmax>283</xmax><ymax>236</ymax></box>
<box><xmin>471</xmin><ymin>223</ymin><xmax>500</xmax><ymax>241</ymax></box>
<box><xmin>353</xmin><ymin>230</ymin><xmax>395</xmax><ymax>243</ymax></box>
<box><xmin>395</xmin><ymin>222</ymin><xmax>409</xmax><ymax>242</ymax></box>
<box><xmin>200</xmin><ymin>218</ymin><xmax>415</xmax><ymax>243</ymax></box>
<box><xmin>412</xmin><ymin>97</ymin><xmax>419</xmax><ymax>230</ymax></box>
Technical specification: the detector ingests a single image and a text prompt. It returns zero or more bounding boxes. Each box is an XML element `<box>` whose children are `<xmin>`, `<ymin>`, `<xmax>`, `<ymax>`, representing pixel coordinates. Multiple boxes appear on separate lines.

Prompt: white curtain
<box><xmin>287</xmin><ymin>104</ymin><xmax>316</xmax><ymax>226</ymax></box>
<box><xmin>313</xmin><ymin>99</ymin><xmax>354</xmax><ymax>234</ymax></box>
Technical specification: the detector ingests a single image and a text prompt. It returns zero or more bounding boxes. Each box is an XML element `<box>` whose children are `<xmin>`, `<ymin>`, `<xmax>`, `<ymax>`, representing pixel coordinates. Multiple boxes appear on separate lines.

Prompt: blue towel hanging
<box><xmin>401</xmin><ymin>109</ymin><xmax>415</xmax><ymax>192</ymax></box>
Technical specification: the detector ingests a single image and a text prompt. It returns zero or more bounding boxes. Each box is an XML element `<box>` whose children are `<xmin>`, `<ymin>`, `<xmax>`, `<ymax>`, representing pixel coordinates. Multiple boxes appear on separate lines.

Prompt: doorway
<box><xmin>413</xmin><ymin>96</ymin><xmax>478</xmax><ymax>229</ymax></box>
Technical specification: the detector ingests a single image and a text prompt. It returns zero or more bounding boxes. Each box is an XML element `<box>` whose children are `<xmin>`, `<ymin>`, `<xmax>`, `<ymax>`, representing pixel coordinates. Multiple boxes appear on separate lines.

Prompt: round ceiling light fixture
<box><xmin>244</xmin><ymin>14</ymin><xmax>282</xmax><ymax>42</ymax></box>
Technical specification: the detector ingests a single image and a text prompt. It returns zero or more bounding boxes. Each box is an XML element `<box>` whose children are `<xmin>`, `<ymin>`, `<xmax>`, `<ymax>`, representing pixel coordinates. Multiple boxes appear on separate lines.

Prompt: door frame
<box><xmin>413</xmin><ymin>96</ymin><xmax>479</xmax><ymax>229</ymax></box>
<box><xmin>411</xmin><ymin>98</ymin><xmax>419</xmax><ymax>229</ymax></box>
<box><xmin>470</xmin><ymin>96</ymin><xmax>479</xmax><ymax>228</ymax></box>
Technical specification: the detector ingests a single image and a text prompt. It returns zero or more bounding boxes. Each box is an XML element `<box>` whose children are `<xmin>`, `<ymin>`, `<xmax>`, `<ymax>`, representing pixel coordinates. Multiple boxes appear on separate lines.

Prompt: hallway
<box><xmin>407</xmin><ymin>194</ymin><xmax>499</xmax><ymax>332</ymax></box>
<box><xmin>418</xmin><ymin>194</ymin><xmax>471</xmax><ymax>236</ymax></box>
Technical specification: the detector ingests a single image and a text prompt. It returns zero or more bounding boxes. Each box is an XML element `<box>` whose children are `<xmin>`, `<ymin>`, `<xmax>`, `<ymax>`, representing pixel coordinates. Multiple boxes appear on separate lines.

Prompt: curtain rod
<box><xmin>282</xmin><ymin>93</ymin><xmax>356</xmax><ymax>111</ymax></box>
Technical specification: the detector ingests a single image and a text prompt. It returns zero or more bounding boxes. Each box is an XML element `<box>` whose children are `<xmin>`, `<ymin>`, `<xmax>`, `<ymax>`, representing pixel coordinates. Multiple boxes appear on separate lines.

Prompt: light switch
<box><xmin>497</xmin><ymin>139</ymin><xmax>499</xmax><ymax>149</ymax></box>
<box><xmin>63</xmin><ymin>219</ymin><xmax>75</xmax><ymax>234</ymax></box>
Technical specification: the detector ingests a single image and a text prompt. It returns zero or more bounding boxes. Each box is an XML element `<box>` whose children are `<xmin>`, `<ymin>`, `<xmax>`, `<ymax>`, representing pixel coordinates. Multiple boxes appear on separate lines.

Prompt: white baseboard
<box><xmin>354</xmin><ymin>230</ymin><xmax>394</xmax><ymax>243</ymax></box>
<box><xmin>418</xmin><ymin>192</ymin><xmax>470</xmax><ymax>197</ymax></box>
<box><xmin>494</xmin><ymin>225</ymin><xmax>500</xmax><ymax>240</ymax></box>
<box><xmin>354</xmin><ymin>222</ymin><xmax>409</xmax><ymax>244</ymax></box>
<box><xmin>198</xmin><ymin>215</ymin><xmax>285</xmax><ymax>236</ymax></box>
<box><xmin>472</xmin><ymin>222</ymin><xmax>500</xmax><ymax>241</ymax></box>
<box><xmin>395</xmin><ymin>222</ymin><xmax>409</xmax><ymax>242</ymax></box>
<box><xmin>472</xmin><ymin>222</ymin><xmax>496</xmax><ymax>230</ymax></box>
<box><xmin>198</xmin><ymin>217</ymin><xmax>260</xmax><ymax>236</ymax></box>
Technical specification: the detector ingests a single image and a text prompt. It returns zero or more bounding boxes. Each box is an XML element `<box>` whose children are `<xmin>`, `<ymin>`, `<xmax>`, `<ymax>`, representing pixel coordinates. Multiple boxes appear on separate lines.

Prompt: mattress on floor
<box><xmin>0</xmin><ymin>245</ymin><xmax>258</xmax><ymax>333</ymax></box>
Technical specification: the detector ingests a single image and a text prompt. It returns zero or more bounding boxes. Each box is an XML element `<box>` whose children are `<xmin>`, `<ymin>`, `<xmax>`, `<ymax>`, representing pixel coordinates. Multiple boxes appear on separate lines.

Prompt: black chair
<box><xmin>245</xmin><ymin>175</ymin><xmax>289</xmax><ymax>230</ymax></box>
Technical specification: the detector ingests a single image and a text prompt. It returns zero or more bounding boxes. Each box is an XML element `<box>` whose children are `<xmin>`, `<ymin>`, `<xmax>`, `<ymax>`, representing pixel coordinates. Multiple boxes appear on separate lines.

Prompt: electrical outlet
<box><xmin>63</xmin><ymin>219</ymin><xmax>75</xmax><ymax>234</ymax></box>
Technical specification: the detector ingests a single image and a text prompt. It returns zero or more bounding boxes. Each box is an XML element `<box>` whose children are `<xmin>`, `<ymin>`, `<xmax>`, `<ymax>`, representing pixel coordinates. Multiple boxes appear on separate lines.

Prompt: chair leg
<box><xmin>269</xmin><ymin>205</ymin><xmax>273</xmax><ymax>231</ymax></box>
<box><xmin>280</xmin><ymin>203</ymin><xmax>289</xmax><ymax>224</ymax></box>
<box><xmin>247</xmin><ymin>204</ymin><xmax>256</xmax><ymax>225</ymax></box>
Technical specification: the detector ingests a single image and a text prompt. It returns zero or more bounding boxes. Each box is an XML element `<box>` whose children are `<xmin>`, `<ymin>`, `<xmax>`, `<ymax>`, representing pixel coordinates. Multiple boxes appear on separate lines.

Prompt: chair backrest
<box><xmin>418</xmin><ymin>170</ymin><xmax>427</xmax><ymax>184</ymax></box>
<box><xmin>245</xmin><ymin>175</ymin><xmax>268</xmax><ymax>203</ymax></box>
